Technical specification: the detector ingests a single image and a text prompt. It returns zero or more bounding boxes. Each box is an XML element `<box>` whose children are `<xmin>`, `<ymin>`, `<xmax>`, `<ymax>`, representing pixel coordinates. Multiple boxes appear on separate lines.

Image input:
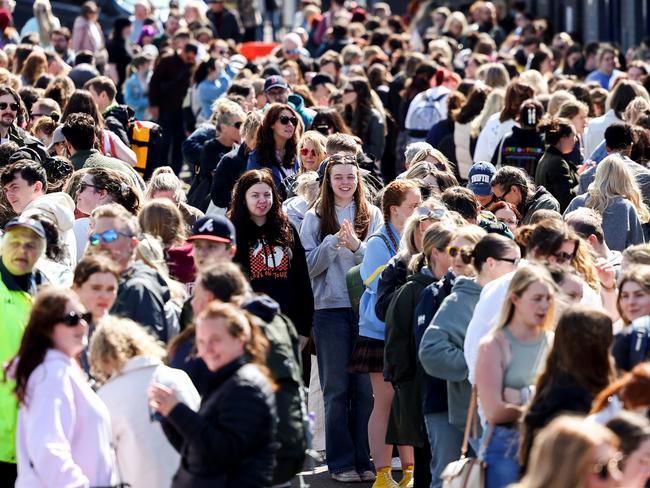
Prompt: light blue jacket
<box><xmin>123</xmin><ymin>72</ymin><xmax>150</xmax><ymax>120</ymax></box>
<box><xmin>358</xmin><ymin>223</ymin><xmax>399</xmax><ymax>340</ymax></box>
<box><xmin>198</xmin><ymin>64</ymin><xmax>237</xmax><ymax>121</ymax></box>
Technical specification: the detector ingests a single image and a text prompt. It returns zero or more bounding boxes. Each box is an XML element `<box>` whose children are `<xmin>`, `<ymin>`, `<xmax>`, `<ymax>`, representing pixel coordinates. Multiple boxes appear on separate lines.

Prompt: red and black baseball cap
<box><xmin>187</xmin><ymin>215</ymin><xmax>236</xmax><ymax>245</ymax></box>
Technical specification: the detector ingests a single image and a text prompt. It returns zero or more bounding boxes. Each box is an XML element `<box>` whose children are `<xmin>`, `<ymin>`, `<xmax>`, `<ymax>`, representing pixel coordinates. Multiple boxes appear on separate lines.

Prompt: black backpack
<box><xmin>629</xmin><ymin>316</ymin><xmax>650</xmax><ymax>368</ymax></box>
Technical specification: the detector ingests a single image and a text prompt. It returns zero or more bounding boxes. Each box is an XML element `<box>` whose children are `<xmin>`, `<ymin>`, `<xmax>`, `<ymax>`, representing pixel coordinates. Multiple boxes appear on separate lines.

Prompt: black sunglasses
<box><xmin>279</xmin><ymin>115</ymin><xmax>298</xmax><ymax>126</ymax></box>
<box><xmin>0</xmin><ymin>102</ymin><xmax>19</xmax><ymax>112</ymax></box>
<box><xmin>59</xmin><ymin>311</ymin><xmax>92</xmax><ymax>327</ymax></box>
<box><xmin>232</xmin><ymin>121</ymin><xmax>242</xmax><ymax>129</ymax></box>
<box><xmin>315</xmin><ymin>124</ymin><xmax>331</xmax><ymax>135</ymax></box>
<box><xmin>447</xmin><ymin>246</ymin><xmax>474</xmax><ymax>264</ymax></box>
<box><xmin>552</xmin><ymin>251</ymin><xmax>575</xmax><ymax>265</ymax></box>
<box><xmin>495</xmin><ymin>186</ymin><xmax>512</xmax><ymax>202</ymax></box>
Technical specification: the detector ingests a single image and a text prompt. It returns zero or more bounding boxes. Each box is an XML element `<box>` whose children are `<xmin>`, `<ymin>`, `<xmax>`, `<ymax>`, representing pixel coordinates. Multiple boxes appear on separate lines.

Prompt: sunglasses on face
<box><xmin>30</xmin><ymin>113</ymin><xmax>46</xmax><ymax>120</ymax></box>
<box><xmin>59</xmin><ymin>311</ymin><xmax>92</xmax><ymax>327</ymax></box>
<box><xmin>495</xmin><ymin>186</ymin><xmax>512</xmax><ymax>202</ymax></box>
<box><xmin>0</xmin><ymin>102</ymin><xmax>19</xmax><ymax>112</ymax></box>
<box><xmin>593</xmin><ymin>453</ymin><xmax>623</xmax><ymax>480</ymax></box>
<box><xmin>278</xmin><ymin>115</ymin><xmax>298</xmax><ymax>126</ymax></box>
<box><xmin>300</xmin><ymin>147</ymin><xmax>317</xmax><ymax>157</ymax></box>
<box><xmin>447</xmin><ymin>246</ymin><xmax>474</xmax><ymax>264</ymax></box>
<box><xmin>89</xmin><ymin>229</ymin><xmax>132</xmax><ymax>246</ymax></box>
<box><xmin>78</xmin><ymin>182</ymin><xmax>103</xmax><ymax>194</ymax></box>
<box><xmin>230</xmin><ymin>121</ymin><xmax>242</xmax><ymax>129</ymax></box>
<box><xmin>495</xmin><ymin>256</ymin><xmax>520</xmax><ymax>266</ymax></box>
<box><xmin>552</xmin><ymin>250</ymin><xmax>575</xmax><ymax>265</ymax></box>
<box><xmin>284</xmin><ymin>48</ymin><xmax>300</xmax><ymax>55</ymax></box>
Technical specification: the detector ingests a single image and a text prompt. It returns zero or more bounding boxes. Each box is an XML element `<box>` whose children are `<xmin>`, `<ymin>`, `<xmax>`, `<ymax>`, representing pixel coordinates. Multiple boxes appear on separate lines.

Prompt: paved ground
<box><xmin>290</xmin><ymin>465</ymin><xmax>407</xmax><ymax>487</ymax></box>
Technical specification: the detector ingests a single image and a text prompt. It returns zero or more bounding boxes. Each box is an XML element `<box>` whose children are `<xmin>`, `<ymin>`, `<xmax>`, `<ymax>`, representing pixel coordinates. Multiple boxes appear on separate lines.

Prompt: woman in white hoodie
<box><xmin>89</xmin><ymin>315</ymin><xmax>200</xmax><ymax>488</ymax></box>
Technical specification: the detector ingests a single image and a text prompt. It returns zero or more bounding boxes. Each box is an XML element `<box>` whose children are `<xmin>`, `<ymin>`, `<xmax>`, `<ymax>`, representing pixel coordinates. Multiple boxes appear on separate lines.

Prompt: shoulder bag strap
<box><xmin>460</xmin><ymin>386</ymin><xmax>478</xmax><ymax>458</ymax></box>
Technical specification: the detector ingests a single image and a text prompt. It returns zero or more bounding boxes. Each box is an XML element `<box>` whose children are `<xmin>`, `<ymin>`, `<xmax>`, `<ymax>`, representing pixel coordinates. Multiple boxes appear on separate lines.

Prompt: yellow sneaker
<box><xmin>372</xmin><ymin>467</ymin><xmax>399</xmax><ymax>488</ymax></box>
<box><xmin>398</xmin><ymin>465</ymin><xmax>414</xmax><ymax>487</ymax></box>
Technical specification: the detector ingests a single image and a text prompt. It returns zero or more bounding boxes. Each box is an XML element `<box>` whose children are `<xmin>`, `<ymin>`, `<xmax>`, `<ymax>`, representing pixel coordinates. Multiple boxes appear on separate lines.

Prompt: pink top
<box><xmin>15</xmin><ymin>349</ymin><xmax>115</xmax><ymax>487</ymax></box>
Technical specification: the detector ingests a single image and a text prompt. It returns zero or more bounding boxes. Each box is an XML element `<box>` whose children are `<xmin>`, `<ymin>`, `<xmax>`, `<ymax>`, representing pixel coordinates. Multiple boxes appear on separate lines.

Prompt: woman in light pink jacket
<box><xmin>71</xmin><ymin>1</ymin><xmax>104</xmax><ymax>53</ymax></box>
<box><xmin>11</xmin><ymin>287</ymin><xmax>115</xmax><ymax>487</ymax></box>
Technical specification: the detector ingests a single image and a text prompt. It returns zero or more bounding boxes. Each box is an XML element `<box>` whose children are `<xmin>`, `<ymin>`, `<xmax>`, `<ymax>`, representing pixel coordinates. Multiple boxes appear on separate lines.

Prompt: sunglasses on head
<box><xmin>315</xmin><ymin>124</ymin><xmax>331</xmax><ymax>135</ymax></box>
<box><xmin>593</xmin><ymin>453</ymin><xmax>623</xmax><ymax>480</ymax></box>
<box><xmin>416</xmin><ymin>207</ymin><xmax>447</xmax><ymax>220</ymax></box>
<box><xmin>279</xmin><ymin>115</ymin><xmax>298</xmax><ymax>126</ymax></box>
<box><xmin>0</xmin><ymin>102</ymin><xmax>19</xmax><ymax>112</ymax></box>
<box><xmin>447</xmin><ymin>246</ymin><xmax>474</xmax><ymax>264</ymax></box>
<box><xmin>300</xmin><ymin>147</ymin><xmax>317</xmax><ymax>157</ymax></box>
<box><xmin>59</xmin><ymin>311</ymin><xmax>92</xmax><ymax>327</ymax></box>
<box><xmin>89</xmin><ymin>229</ymin><xmax>132</xmax><ymax>246</ymax></box>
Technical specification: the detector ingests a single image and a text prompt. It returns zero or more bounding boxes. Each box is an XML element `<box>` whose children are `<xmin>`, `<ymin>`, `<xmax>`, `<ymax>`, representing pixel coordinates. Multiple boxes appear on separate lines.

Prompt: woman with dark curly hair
<box><xmin>228</xmin><ymin>169</ymin><xmax>314</xmax><ymax>338</ymax></box>
<box><xmin>247</xmin><ymin>103</ymin><xmax>302</xmax><ymax>198</ymax></box>
<box><xmin>342</xmin><ymin>77</ymin><xmax>386</xmax><ymax>161</ymax></box>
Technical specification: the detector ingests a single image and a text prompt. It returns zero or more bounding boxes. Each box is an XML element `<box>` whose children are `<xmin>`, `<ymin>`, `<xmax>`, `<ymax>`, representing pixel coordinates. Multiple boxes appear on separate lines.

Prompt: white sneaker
<box><xmin>359</xmin><ymin>470</ymin><xmax>377</xmax><ymax>481</ymax></box>
<box><xmin>331</xmin><ymin>470</ymin><xmax>362</xmax><ymax>483</ymax></box>
<box><xmin>391</xmin><ymin>457</ymin><xmax>402</xmax><ymax>471</ymax></box>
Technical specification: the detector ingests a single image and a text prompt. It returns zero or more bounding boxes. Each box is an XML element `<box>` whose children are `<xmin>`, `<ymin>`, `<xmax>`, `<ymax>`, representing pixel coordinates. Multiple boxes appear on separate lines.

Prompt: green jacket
<box><xmin>0</xmin><ymin>262</ymin><xmax>38</xmax><ymax>463</ymax></box>
<box><xmin>384</xmin><ymin>269</ymin><xmax>436</xmax><ymax>447</ymax></box>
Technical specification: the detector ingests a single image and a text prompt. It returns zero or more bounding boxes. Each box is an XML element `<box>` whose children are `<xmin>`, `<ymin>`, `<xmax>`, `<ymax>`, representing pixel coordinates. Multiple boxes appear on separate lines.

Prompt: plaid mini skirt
<box><xmin>347</xmin><ymin>336</ymin><xmax>385</xmax><ymax>373</ymax></box>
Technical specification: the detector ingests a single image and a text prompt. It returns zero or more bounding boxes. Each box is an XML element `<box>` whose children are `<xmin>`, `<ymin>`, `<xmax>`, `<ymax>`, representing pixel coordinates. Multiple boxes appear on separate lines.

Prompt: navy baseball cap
<box><xmin>187</xmin><ymin>215</ymin><xmax>236</xmax><ymax>245</ymax></box>
<box><xmin>264</xmin><ymin>75</ymin><xmax>289</xmax><ymax>92</ymax></box>
<box><xmin>467</xmin><ymin>161</ymin><xmax>496</xmax><ymax>197</ymax></box>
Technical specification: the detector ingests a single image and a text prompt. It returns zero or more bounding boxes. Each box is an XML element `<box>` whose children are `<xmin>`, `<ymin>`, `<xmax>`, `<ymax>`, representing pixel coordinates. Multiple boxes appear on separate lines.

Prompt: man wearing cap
<box><xmin>179</xmin><ymin>214</ymin><xmax>237</xmax><ymax>329</ymax></box>
<box><xmin>92</xmin><ymin>203</ymin><xmax>171</xmax><ymax>342</ymax></box>
<box><xmin>264</xmin><ymin>75</ymin><xmax>315</xmax><ymax>129</ymax></box>
<box><xmin>0</xmin><ymin>216</ymin><xmax>47</xmax><ymax>482</ymax></box>
<box><xmin>467</xmin><ymin>161</ymin><xmax>497</xmax><ymax>209</ymax></box>
<box><xmin>206</xmin><ymin>0</ymin><xmax>243</xmax><ymax>42</ymax></box>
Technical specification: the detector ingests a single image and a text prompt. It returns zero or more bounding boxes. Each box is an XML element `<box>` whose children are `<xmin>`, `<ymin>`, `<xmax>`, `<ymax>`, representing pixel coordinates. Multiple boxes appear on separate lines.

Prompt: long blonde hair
<box><xmin>494</xmin><ymin>264</ymin><xmax>556</xmax><ymax>331</ymax></box>
<box><xmin>587</xmin><ymin>154</ymin><xmax>650</xmax><ymax>223</ymax></box>
<box><xmin>513</xmin><ymin>415</ymin><xmax>619</xmax><ymax>488</ymax></box>
<box><xmin>409</xmin><ymin>221</ymin><xmax>455</xmax><ymax>272</ymax></box>
<box><xmin>34</xmin><ymin>0</ymin><xmax>57</xmax><ymax>46</ymax></box>
<box><xmin>471</xmin><ymin>88</ymin><xmax>505</xmax><ymax>137</ymax></box>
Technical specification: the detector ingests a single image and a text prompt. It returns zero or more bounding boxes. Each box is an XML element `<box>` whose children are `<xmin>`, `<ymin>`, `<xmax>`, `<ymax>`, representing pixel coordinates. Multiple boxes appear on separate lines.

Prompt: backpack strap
<box><xmin>362</xmin><ymin>232</ymin><xmax>396</xmax><ymax>287</ymax></box>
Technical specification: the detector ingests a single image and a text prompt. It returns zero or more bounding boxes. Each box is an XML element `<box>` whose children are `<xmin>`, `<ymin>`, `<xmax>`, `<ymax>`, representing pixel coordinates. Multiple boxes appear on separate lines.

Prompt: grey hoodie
<box><xmin>299</xmin><ymin>201</ymin><xmax>382</xmax><ymax>310</ymax></box>
<box><xmin>419</xmin><ymin>276</ymin><xmax>482</xmax><ymax>431</ymax></box>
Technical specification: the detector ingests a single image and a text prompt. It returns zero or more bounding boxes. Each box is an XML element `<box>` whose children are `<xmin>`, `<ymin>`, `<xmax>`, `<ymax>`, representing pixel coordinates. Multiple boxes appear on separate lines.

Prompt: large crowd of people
<box><xmin>1</xmin><ymin>0</ymin><xmax>650</xmax><ymax>487</ymax></box>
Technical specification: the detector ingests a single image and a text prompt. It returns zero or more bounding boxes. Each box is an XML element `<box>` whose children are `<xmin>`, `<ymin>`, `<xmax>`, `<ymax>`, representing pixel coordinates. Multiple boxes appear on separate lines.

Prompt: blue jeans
<box><xmin>483</xmin><ymin>425</ymin><xmax>521</xmax><ymax>488</ymax></box>
<box><xmin>313</xmin><ymin>308</ymin><xmax>373</xmax><ymax>474</ymax></box>
<box><xmin>424</xmin><ymin>412</ymin><xmax>464</xmax><ymax>488</ymax></box>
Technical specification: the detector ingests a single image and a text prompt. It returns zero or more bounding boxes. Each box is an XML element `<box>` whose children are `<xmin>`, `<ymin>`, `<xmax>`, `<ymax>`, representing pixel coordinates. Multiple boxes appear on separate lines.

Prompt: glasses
<box><xmin>416</xmin><ymin>207</ymin><xmax>447</xmax><ymax>220</ymax></box>
<box><xmin>343</xmin><ymin>87</ymin><xmax>355</xmax><ymax>93</ymax></box>
<box><xmin>593</xmin><ymin>453</ymin><xmax>623</xmax><ymax>480</ymax></box>
<box><xmin>552</xmin><ymin>251</ymin><xmax>576</xmax><ymax>265</ymax></box>
<box><xmin>495</xmin><ymin>257</ymin><xmax>520</xmax><ymax>266</ymax></box>
<box><xmin>78</xmin><ymin>182</ymin><xmax>104</xmax><ymax>194</ymax></box>
<box><xmin>284</xmin><ymin>47</ymin><xmax>300</xmax><ymax>55</ymax></box>
<box><xmin>59</xmin><ymin>311</ymin><xmax>92</xmax><ymax>327</ymax></box>
<box><xmin>495</xmin><ymin>186</ymin><xmax>512</xmax><ymax>202</ymax></box>
<box><xmin>89</xmin><ymin>229</ymin><xmax>132</xmax><ymax>246</ymax></box>
<box><xmin>279</xmin><ymin>115</ymin><xmax>298</xmax><ymax>126</ymax></box>
<box><xmin>447</xmin><ymin>246</ymin><xmax>474</xmax><ymax>264</ymax></box>
<box><xmin>300</xmin><ymin>147</ymin><xmax>317</xmax><ymax>157</ymax></box>
<box><xmin>0</xmin><ymin>102</ymin><xmax>19</xmax><ymax>112</ymax></box>
<box><xmin>230</xmin><ymin>121</ymin><xmax>242</xmax><ymax>129</ymax></box>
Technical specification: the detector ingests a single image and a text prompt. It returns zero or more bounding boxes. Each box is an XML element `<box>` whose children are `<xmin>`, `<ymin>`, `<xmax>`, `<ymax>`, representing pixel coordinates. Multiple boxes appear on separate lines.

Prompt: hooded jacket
<box><xmin>419</xmin><ymin>276</ymin><xmax>482</xmax><ymax>430</ymax></box>
<box><xmin>161</xmin><ymin>356</ymin><xmax>277</xmax><ymax>488</ymax></box>
<box><xmin>103</xmin><ymin>104</ymin><xmax>133</xmax><ymax>147</ymax></box>
<box><xmin>168</xmin><ymin>295</ymin><xmax>305</xmax><ymax>485</ymax></box>
<box><xmin>111</xmin><ymin>261</ymin><xmax>171</xmax><ymax>342</ymax></box>
<box><xmin>233</xmin><ymin>220</ymin><xmax>314</xmax><ymax>337</ymax></box>
<box><xmin>188</xmin><ymin>138</ymin><xmax>233</xmax><ymax>212</ymax></box>
<box><xmin>210</xmin><ymin>143</ymin><xmax>249</xmax><ymax>210</ymax></box>
<box><xmin>288</xmin><ymin>93</ymin><xmax>315</xmax><ymax>129</ymax></box>
<box><xmin>521</xmin><ymin>186</ymin><xmax>560</xmax><ymax>224</ymax></box>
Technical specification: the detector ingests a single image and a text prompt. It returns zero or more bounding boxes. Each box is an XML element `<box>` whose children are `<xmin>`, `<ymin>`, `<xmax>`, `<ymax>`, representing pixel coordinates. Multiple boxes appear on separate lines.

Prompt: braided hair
<box><xmin>380</xmin><ymin>179</ymin><xmax>421</xmax><ymax>251</ymax></box>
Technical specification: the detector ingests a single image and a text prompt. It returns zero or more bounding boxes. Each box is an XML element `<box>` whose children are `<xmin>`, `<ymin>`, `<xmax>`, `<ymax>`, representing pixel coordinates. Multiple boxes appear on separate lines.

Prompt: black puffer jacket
<box><xmin>162</xmin><ymin>356</ymin><xmax>277</xmax><ymax>488</ymax></box>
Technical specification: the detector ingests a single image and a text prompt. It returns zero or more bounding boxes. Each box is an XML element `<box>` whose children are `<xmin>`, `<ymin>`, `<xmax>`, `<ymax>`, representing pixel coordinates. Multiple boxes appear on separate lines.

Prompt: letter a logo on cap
<box><xmin>198</xmin><ymin>219</ymin><xmax>214</xmax><ymax>233</ymax></box>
